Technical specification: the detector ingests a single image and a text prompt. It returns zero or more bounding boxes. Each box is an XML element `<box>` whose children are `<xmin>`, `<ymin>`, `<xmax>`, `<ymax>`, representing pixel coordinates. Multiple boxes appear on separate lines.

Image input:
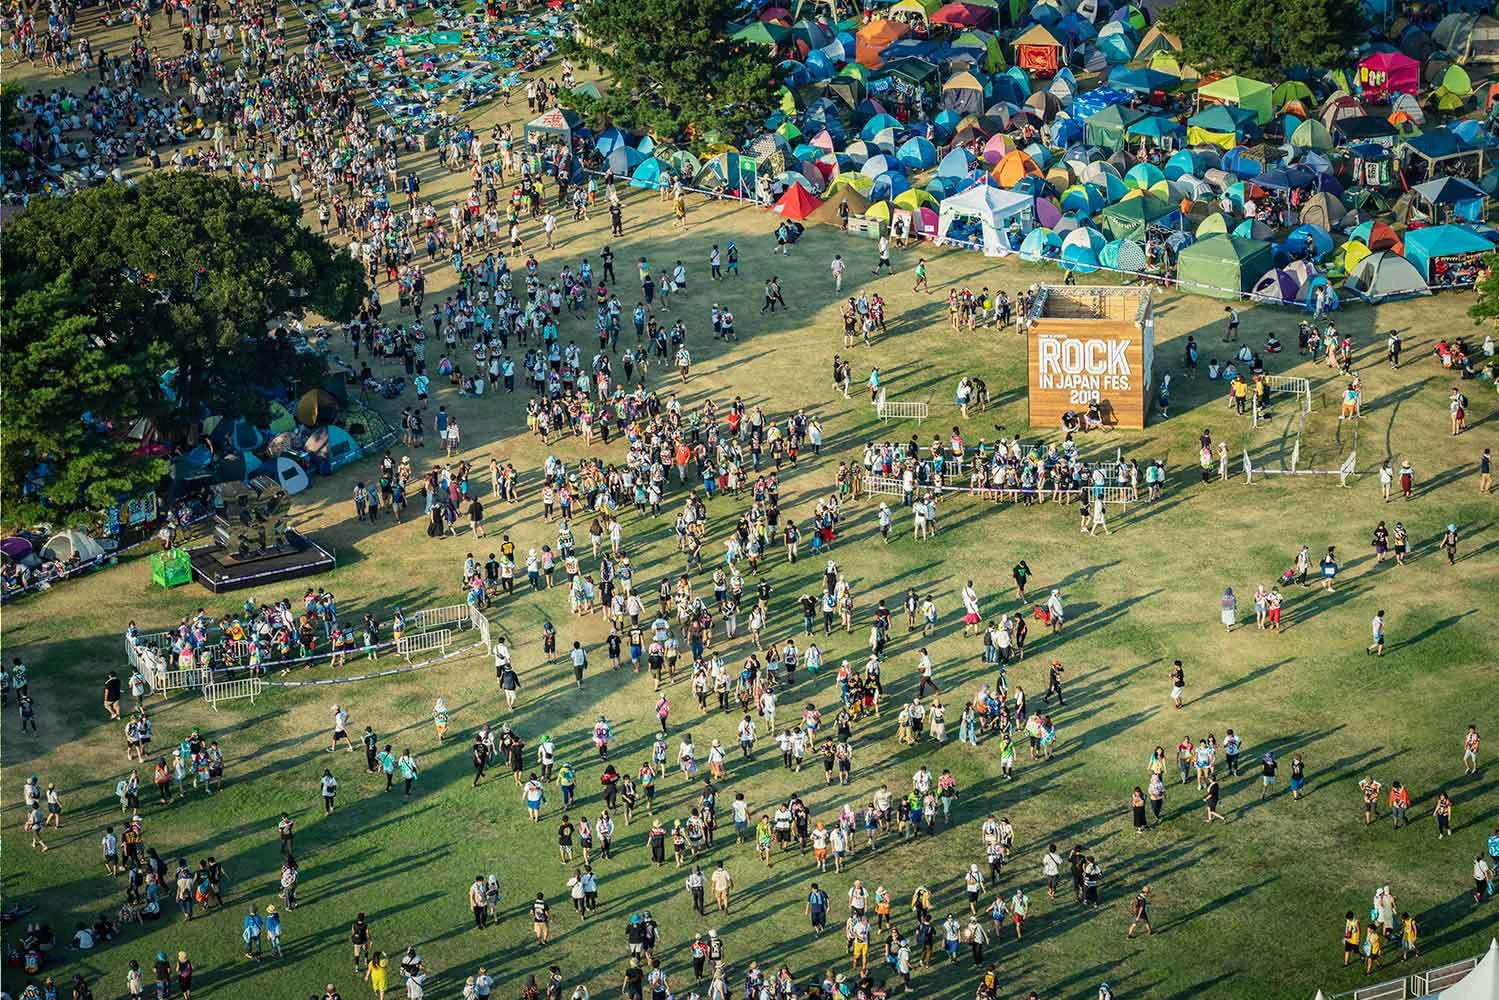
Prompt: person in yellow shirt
<box><xmin>1364</xmin><ymin>923</ymin><xmax>1383</xmax><ymax>974</ymax></box>
<box><xmin>1400</xmin><ymin>913</ymin><xmax>1419</xmax><ymax>961</ymax></box>
<box><xmin>1343</xmin><ymin>912</ymin><xmax>1360</xmax><ymax>966</ymax></box>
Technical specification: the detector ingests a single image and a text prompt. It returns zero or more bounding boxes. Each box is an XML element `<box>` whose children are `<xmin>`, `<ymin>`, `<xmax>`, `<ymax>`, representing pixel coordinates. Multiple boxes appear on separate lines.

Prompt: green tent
<box><xmin>1175</xmin><ymin>234</ymin><xmax>1274</xmax><ymax>299</ymax></box>
<box><xmin>1084</xmin><ymin>104</ymin><xmax>1147</xmax><ymax>151</ymax></box>
<box><xmin>732</xmin><ymin>20</ymin><xmax>790</xmax><ymax>45</ymax></box>
<box><xmin>1197</xmin><ymin>74</ymin><xmax>1274</xmax><ymax>125</ymax></box>
<box><xmin>1099</xmin><ymin>194</ymin><xmax>1178</xmax><ymax>240</ymax></box>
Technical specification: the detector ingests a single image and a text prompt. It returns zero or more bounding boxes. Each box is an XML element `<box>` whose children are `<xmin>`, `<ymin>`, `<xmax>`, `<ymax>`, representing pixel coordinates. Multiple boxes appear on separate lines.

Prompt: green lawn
<box><xmin>4</xmin><ymin>12</ymin><xmax>1499</xmax><ymax>1000</ymax></box>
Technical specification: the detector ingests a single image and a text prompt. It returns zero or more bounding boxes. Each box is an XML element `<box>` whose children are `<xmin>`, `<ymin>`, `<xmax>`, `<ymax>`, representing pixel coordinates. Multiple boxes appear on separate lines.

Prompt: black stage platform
<box><xmin>187</xmin><ymin>524</ymin><xmax>335</xmax><ymax>593</ymax></box>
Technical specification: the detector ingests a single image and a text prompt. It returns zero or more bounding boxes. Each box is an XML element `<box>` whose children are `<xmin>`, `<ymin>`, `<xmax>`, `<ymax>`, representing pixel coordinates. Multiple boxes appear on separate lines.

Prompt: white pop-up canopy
<box><xmin>937</xmin><ymin>183</ymin><xmax>1036</xmax><ymax>256</ymax></box>
<box><xmin>1431</xmin><ymin>940</ymin><xmax>1499</xmax><ymax>1000</ymax></box>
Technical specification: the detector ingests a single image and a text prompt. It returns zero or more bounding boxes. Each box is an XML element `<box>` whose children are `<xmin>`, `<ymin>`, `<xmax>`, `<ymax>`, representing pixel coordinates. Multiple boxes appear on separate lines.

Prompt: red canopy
<box><xmin>772</xmin><ymin>184</ymin><xmax>822</xmax><ymax>221</ymax></box>
<box><xmin>932</xmin><ymin>3</ymin><xmax>991</xmax><ymax>27</ymax></box>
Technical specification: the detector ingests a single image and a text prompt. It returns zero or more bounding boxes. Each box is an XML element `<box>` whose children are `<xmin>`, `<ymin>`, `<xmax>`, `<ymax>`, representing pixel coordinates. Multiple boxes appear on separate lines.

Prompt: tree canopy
<box><xmin>1161</xmin><ymin>0</ymin><xmax>1364</xmax><ymax>77</ymax></box>
<box><xmin>564</xmin><ymin>0</ymin><xmax>778</xmax><ymax>146</ymax></box>
<box><xmin>1</xmin><ymin>173</ymin><xmax>365</xmax><ymax>528</ymax></box>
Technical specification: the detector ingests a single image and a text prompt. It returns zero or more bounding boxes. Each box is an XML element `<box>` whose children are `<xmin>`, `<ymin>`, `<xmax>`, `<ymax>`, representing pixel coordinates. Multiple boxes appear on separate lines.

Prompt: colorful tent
<box><xmin>1356</xmin><ymin>51</ymin><xmax>1419</xmax><ymax>97</ymax></box>
<box><xmin>1344</xmin><ymin>250</ymin><xmax>1432</xmax><ymax>302</ymax></box>
<box><xmin>936</xmin><ymin>183</ymin><xmax>1036</xmax><ymax>254</ymax></box>
<box><xmin>1175</xmin><ymin>234</ymin><xmax>1274</xmax><ymax>299</ymax></box>
<box><xmin>1083</xmin><ymin>104</ymin><xmax>1146</xmax><ymax>150</ymax></box>
<box><xmin>1013</xmin><ymin>24</ymin><xmax>1065</xmax><ymax>77</ymax></box>
<box><xmin>1197</xmin><ymin>75</ymin><xmax>1273</xmax><ymax>124</ymax></box>
<box><xmin>1402</xmin><ymin>224</ymin><xmax>1492</xmax><ymax>284</ymax></box>
<box><xmin>855</xmin><ymin>20</ymin><xmax>908</xmax><ymax>67</ymax></box>
<box><xmin>772</xmin><ymin>183</ymin><xmax>822</xmax><ymax>220</ymax></box>
<box><xmin>992</xmin><ymin>149</ymin><xmax>1042</xmax><ymax>187</ymax></box>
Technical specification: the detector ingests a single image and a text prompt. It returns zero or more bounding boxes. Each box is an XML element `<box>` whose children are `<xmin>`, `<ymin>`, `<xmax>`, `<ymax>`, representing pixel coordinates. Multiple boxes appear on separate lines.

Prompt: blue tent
<box><xmin>1019</xmin><ymin>228</ymin><xmax>1063</xmax><ymax>261</ymax></box>
<box><xmin>1280</xmin><ymin>223</ymin><xmax>1335</xmax><ymax>260</ymax></box>
<box><xmin>860</xmin><ymin>113</ymin><xmax>902</xmax><ymax>140</ymax></box>
<box><xmin>869</xmin><ymin>170</ymin><xmax>910</xmax><ymax>200</ymax></box>
<box><xmin>606</xmin><ymin>146</ymin><xmax>645</xmax><ymax>174</ymax></box>
<box><xmin>937</xmin><ymin>147</ymin><xmax>976</xmax><ymax>177</ymax></box>
<box><xmin>1165</xmin><ymin>148</ymin><xmax>1219</xmax><ymax>179</ymax></box>
<box><xmin>805</xmin><ymin>49</ymin><xmax>837</xmax><ymax>79</ymax></box>
<box><xmin>1221</xmin><ymin>145</ymin><xmax>1268</xmax><ymax>179</ymax></box>
<box><xmin>896</xmin><ymin>136</ymin><xmax>938</xmax><ymax>169</ymax></box>
<box><xmin>1109</xmin><ymin>66</ymin><xmax>1179</xmax><ymax>94</ymax></box>
<box><xmin>595</xmin><ymin>127</ymin><xmax>632</xmax><ymax>154</ymax></box>
<box><xmin>630</xmin><ymin>157</ymin><xmax>670</xmax><ymax>189</ymax></box>
<box><xmin>861</xmin><ymin>154</ymin><xmax>902</xmax><ymax>177</ymax></box>
<box><xmin>1403</xmin><ymin>225</ymin><xmax>1493</xmax><ymax>283</ymax></box>
<box><xmin>1125</xmin><ymin>115</ymin><xmax>1185</xmax><ymax>143</ymax></box>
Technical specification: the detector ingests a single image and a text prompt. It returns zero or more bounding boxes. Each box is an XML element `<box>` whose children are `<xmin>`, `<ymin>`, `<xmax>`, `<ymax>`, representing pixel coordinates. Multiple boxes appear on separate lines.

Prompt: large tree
<box><xmin>564</xmin><ymin>0</ymin><xmax>777</xmax><ymax>145</ymax></box>
<box><xmin>1</xmin><ymin>173</ymin><xmax>366</xmax><ymax>528</ymax></box>
<box><xmin>1161</xmin><ymin>0</ymin><xmax>1364</xmax><ymax>77</ymax></box>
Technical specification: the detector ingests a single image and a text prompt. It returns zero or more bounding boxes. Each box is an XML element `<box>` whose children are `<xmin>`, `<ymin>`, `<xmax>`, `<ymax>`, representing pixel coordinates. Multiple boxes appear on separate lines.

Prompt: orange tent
<box><xmin>855</xmin><ymin>19</ymin><xmax>908</xmax><ymax>68</ymax></box>
<box><xmin>991</xmin><ymin>150</ymin><xmax>1041</xmax><ymax>187</ymax></box>
<box><xmin>772</xmin><ymin>184</ymin><xmax>822</xmax><ymax>221</ymax></box>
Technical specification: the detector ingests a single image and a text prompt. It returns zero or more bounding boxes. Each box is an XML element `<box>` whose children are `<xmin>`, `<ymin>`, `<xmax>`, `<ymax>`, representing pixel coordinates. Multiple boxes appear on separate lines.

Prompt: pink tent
<box><xmin>1357</xmin><ymin>52</ymin><xmax>1419</xmax><ymax>98</ymax></box>
<box><xmin>982</xmin><ymin>133</ymin><xmax>1019</xmax><ymax>165</ymax></box>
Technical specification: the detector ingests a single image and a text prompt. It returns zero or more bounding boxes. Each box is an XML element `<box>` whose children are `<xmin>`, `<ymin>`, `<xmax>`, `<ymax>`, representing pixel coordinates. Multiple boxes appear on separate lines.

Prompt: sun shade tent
<box><xmin>524</xmin><ymin>107</ymin><xmax>583</xmax><ymax>147</ymax></box>
<box><xmin>1356</xmin><ymin>51</ymin><xmax>1420</xmax><ymax>97</ymax></box>
<box><xmin>1083</xmin><ymin>104</ymin><xmax>1146</xmax><ymax>150</ymax></box>
<box><xmin>937</xmin><ymin>184</ymin><xmax>1036</xmax><ymax>254</ymax></box>
<box><xmin>1197</xmin><ymin>75</ymin><xmax>1274</xmax><ymax>125</ymax></box>
<box><xmin>1174</xmin><ymin>234</ymin><xmax>1274</xmax><ymax>298</ymax></box>
<box><xmin>1344</xmin><ymin>250</ymin><xmax>1432</xmax><ymax>302</ymax></box>
<box><xmin>1012</xmin><ymin>24</ymin><xmax>1065</xmax><ymax>77</ymax></box>
<box><xmin>1186</xmin><ymin>105</ymin><xmax>1261</xmax><ymax>149</ymax></box>
<box><xmin>1412</xmin><ymin>175</ymin><xmax>1488</xmax><ymax>221</ymax></box>
<box><xmin>1402</xmin><ymin>224</ymin><xmax>1493</xmax><ymax>285</ymax></box>
<box><xmin>42</xmin><ymin>529</ymin><xmax>107</xmax><ymax>564</ymax></box>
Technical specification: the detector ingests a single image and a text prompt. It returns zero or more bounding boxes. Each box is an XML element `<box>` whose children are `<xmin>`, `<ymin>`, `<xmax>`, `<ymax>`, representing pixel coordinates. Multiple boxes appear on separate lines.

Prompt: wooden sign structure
<box><xmin>1025</xmin><ymin>285</ymin><xmax>1155</xmax><ymax>430</ymax></box>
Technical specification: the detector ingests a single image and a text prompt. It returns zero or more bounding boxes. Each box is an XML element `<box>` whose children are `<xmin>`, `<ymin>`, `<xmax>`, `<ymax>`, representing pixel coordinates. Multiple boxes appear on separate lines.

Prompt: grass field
<box><xmin>4</xmin><ymin>12</ymin><xmax>1499</xmax><ymax>1000</ymax></box>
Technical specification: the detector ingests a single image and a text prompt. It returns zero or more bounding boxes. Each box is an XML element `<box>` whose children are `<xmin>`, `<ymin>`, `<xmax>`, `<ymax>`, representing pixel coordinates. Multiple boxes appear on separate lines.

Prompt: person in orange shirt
<box><xmin>1388</xmin><ymin>781</ymin><xmax>1411</xmax><ymax>829</ymax></box>
<box><xmin>674</xmin><ymin>442</ymin><xmax>692</xmax><ymax>482</ymax></box>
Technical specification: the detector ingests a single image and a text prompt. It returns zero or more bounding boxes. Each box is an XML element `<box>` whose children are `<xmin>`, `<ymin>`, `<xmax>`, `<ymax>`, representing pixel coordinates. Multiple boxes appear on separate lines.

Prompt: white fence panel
<box><xmin>204</xmin><ymin>677</ymin><xmax>266</xmax><ymax>710</ymax></box>
<box><xmin>397</xmin><ymin>629</ymin><xmax>453</xmax><ymax>660</ymax></box>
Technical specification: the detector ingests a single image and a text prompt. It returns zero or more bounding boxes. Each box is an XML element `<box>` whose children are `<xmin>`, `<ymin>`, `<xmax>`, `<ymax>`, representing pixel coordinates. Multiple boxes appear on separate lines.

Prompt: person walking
<box><xmin>1126</xmin><ymin>886</ymin><xmax>1153</xmax><ymax>937</ymax></box>
<box><xmin>1202</xmin><ymin>776</ymin><xmax>1226</xmax><ymax>823</ymax></box>
<box><xmin>1367</xmin><ymin>611</ymin><xmax>1386</xmax><ymax>656</ymax></box>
